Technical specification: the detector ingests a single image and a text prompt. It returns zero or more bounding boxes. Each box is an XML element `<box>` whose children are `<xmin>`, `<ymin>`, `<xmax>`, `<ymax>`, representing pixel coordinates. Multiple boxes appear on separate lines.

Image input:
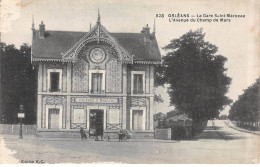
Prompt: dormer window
<box><xmin>131</xmin><ymin>71</ymin><xmax>145</xmax><ymax>94</ymax></box>
<box><xmin>47</xmin><ymin>69</ymin><xmax>62</xmax><ymax>92</ymax></box>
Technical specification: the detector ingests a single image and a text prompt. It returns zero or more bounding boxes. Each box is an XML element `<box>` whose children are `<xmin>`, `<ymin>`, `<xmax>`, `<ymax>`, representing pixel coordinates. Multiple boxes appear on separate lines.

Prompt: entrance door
<box><xmin>48</xmin><ymin>108</ymin><xmax>60</xmax><ymax>129</ymax></box>
<box><xmin>89</xmin><ymin>110</ymin><xmax>104</xmax><ymax>137</ymax></box>
<box><xmin>132</xmin><ymin>110</ymin><xmax>143</xmax><ymax>130</ymax></box>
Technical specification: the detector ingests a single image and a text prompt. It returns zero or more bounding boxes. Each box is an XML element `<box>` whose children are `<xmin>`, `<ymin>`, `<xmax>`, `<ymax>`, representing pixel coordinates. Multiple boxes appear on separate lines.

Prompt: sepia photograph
<box><xmin>0</xmin><ymin>0</ymin><xmax>259</xmax><ymax>164</ymax></box>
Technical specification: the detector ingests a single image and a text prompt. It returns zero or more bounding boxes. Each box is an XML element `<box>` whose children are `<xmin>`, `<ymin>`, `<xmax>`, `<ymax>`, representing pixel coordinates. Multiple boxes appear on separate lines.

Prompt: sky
<box><xmin>1</xmin><ymin>0</ymin><xmax>259</xmax><ymax>115</ymax></box>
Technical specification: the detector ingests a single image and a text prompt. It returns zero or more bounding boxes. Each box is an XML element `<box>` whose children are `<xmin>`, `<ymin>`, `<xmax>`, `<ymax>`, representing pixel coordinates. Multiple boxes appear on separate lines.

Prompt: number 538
<box><xmin>156</xmin><ymin>14</ymin><xmax>164</xmax><ymax>18</ymax></box>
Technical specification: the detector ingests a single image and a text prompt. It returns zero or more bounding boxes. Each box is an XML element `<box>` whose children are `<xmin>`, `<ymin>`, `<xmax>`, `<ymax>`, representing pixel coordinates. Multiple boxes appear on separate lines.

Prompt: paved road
<box><xmin>1</xmin><ymin>120</ymin><xmax>259</xmax><ymax>164</ymax></box>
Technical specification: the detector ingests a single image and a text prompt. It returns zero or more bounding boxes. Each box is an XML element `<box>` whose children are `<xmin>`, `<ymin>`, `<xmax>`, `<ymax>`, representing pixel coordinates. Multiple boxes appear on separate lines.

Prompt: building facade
<box><xmin>32</xmin><ymin>15</ymin><xmax>161</xmax><ymax>138</ymax></box>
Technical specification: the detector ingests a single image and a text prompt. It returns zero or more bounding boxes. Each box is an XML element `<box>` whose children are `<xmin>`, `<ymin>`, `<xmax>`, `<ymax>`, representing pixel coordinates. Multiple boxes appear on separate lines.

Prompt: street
<box><xmin>0</xmin><ymin>120</ymin><xmax>259</xmax><ymax>164</ymax></box>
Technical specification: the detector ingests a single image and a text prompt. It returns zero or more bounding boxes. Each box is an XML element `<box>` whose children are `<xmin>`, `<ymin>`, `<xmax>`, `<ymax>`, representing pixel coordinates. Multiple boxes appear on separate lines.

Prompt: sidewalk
<box><xmin>224</xmin><ymin>120</ymin><xmax>260</xmax><ymax>136</ymax></box>
<box><xmin>0</xmin><ymin>134</ymin><xmax>178</xmax><ymax>143</ymax></box>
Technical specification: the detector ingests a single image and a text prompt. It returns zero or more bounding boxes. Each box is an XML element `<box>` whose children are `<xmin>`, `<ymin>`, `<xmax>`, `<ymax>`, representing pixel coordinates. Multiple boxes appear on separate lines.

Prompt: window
<box><xmin>73</xmin><ymin>109</ymin><xmax>85</xmax><ymax>123</ymax></box>
<box><xmin>89</xmin><ymin>70</ymin><xmax>105</xmax><ymax>93</ymax></box>
<box><xmin>92</xmin><ymin>73</ymin><xmax>102</xmax><ymax>93</ymax></box>
<box><xmin>108</xmin><ymin>109</ymin><xmax>120</xmax><ymax>124</ymax></box>
<box><xmin>133</xmin><ymin>74</ymin><xmax>143</xmax><ymax>94</ymax></box>
<box><xmin>131</xmin><ymin>71</ymin><xmax>145</xmax><ymax>94</ymax></box>
<box><xmin>47</xmin><ymin>69</ymin><xmax>62</xmax><ymax>92</ymax></box>
<box><xmin>50</xmin><ymin>72</ymin><xmax>59</xmax><ymax>92</ymax></box>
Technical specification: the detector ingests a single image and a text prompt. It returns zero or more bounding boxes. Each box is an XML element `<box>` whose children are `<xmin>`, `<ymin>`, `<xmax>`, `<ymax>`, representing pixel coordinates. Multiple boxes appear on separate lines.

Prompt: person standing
<box><xmin>80</xmin><ymin>127</ymin><xmax>86</xmax><ymax>140</ymax></box>
<box><xmin>118</xmin><ymin>129</ymin><xmax>123</xmax><ymax>142</ymax></box>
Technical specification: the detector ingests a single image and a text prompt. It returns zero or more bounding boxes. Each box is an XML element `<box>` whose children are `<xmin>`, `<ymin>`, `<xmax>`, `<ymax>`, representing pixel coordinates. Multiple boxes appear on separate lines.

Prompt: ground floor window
<box><xmin>73</xmin><ymin>109</ymin><xmax>85</xmax><ymax>123</ymax></box>
<box><xmin>107</xmin><ymin>109</ymin><xmax>120</xmax><ymax>124</ymax></box>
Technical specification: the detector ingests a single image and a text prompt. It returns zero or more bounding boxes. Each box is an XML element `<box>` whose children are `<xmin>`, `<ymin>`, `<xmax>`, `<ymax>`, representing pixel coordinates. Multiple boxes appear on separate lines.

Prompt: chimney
<box><xmin>141</xmin><ymin>24</ymin><xmax>151</xmax><ymax>41</ymax></box>
<box><xmin>141</xmin><ymin>24</ymin><xmax>151</xmax><ymax>34</ymax></box>
<box><xmin>152</xmin><ymin>19</ymin><xmax>156</xmax><ymax>35</ymax></box>
<box><xmin>39</xmin><ymin>21</ymin><xmax>45</xmax><ymax>39</ymax></box>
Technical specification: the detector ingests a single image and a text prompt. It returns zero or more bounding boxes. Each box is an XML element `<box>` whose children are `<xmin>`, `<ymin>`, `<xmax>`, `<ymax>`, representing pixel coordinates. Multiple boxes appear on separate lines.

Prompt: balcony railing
<box><xmin>49</xmin><ymin>88</ymin><xmax>61</xmax><ymax>92</ymax></box>
<box><xmin>133</xmin><ymin>89</ymin><xmax>144</xmax><ymax>94</ymax></box>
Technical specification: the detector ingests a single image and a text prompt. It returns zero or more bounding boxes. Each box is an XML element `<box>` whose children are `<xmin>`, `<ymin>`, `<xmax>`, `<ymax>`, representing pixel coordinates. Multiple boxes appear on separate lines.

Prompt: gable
<box><xmin>62</xmin><ymin>24</ymin><xmax>133</xmax><ymax>63</ymax></box>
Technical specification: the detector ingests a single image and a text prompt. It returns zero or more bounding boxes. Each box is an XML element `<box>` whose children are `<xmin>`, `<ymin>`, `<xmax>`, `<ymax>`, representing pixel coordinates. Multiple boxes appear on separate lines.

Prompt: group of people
<box><xmin>79</xmin><ymin>127</ymin><xmax>130</xmax><ymax>141</ymax></box>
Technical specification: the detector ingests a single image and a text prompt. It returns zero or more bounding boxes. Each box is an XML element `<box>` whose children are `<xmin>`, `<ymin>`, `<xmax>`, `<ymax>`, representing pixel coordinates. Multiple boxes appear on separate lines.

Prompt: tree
<box><xmin>229</xmin><ymin>78</ymin><xmax>259</xmax><ymax>122</ymax></box>
<box><xmin>0</xmin><ymin>42</ymin><xmax>37</xmax><ymax>124</ymax></box>
<box><xmin>156</xmin><ymin>28</ymin><xmax>232</xmax><ymax>128</ymax></box>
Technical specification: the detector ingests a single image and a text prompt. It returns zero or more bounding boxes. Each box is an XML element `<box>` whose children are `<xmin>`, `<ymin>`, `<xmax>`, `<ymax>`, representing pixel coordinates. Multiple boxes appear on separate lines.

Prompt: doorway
<box><xmin>132</xmin><ymin>110</ymin><xmax>143</xmax><ymax>130</ymax></box>
<box><xmin>89</xmin><ymin>109</ymin><xmax>104</xmax><ymax>137</ymax></box>
<box><xmin>48</xmin><ymin>108</ymin><xmax>60</xmax><ymax>129</ymax></box>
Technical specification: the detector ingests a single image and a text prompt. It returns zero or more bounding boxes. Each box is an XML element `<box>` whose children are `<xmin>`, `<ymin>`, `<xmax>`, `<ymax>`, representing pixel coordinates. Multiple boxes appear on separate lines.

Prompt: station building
<box><xmin>32</xmin><ymin>14</ymin><xmax>161</xmax><ymax>138</ymax></box>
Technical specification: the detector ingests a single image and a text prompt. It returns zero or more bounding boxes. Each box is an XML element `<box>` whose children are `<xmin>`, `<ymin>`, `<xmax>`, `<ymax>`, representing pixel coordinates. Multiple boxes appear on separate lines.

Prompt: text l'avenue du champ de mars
<box><xmin>156</xmin><ymin>13</ymin><xmax>246</xmax><ymax>23</ymax></box>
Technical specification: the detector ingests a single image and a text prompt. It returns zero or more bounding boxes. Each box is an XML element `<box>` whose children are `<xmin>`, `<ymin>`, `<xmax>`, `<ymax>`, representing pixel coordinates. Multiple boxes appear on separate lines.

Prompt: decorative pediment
<box><xmin>62</xmin><ymin>18</ymin><xmax>133</xmax><ymax>64</ymax></box>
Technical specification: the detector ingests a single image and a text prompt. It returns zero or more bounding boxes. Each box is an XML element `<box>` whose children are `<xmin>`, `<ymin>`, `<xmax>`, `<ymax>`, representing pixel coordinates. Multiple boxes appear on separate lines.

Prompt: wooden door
<box><xmin>132</xmin><ymin>110</ymin><xmax>143</xmax><ymax>130</ymax></box>
<box><xmin>48</xmin><ymin>109</ymin><xmax>60</xmax><ymax>129</ymax></box>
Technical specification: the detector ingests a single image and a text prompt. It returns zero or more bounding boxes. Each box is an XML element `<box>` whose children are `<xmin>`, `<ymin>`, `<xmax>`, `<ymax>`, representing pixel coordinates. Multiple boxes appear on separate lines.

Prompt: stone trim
<box><xmin>134</xmin><ymin>61</ymin><xmax>161</xmax><ymax>64</ymax></box>
<box><xmin>32</xmin><ymin>58</ymin><xmax>63</xmax><ymax>62</ymax></box>
<box><xmin>33</xmin><ymin>58</ymin><xmax>161</xmax><ymax>64</ymax></box>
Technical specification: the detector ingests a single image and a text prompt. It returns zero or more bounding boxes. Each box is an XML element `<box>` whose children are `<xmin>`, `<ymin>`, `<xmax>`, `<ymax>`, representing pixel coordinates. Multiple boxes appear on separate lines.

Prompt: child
<box><xmin>80</xmin><ymin>127</ymin><xmax>87</xmax><ymax>140</ymax></box>
<box><xmin>118</xmin><ymin>129</ymin><xmax>123</xmax><ymax>142</ymax></box>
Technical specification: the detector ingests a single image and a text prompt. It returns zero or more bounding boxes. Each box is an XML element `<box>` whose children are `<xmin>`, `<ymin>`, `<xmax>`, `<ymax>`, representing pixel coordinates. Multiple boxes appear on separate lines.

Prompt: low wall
<box><xmin>130</xmin><ymin>131</ymin><xmax>154</xmax><ymax>139</ymax></box>
<box><xmin>154</xmin><ymin>128</ymin><xmax>171</xmax><ymax>140</ymax></box>
<box><xmin>37</xmin><ymin>129</ymin><xmax>154</xmax><ymax>139</ymax></box>
<box><xmin>0</xmin><ymin>124</ymin><xmax>155</xmax><ymax>139</ymax></box>
<box><xmin>0</xmin><ymin>124</ymin><xmax>37</xmax><ymax>135</ymax></box>
<box><xmin>37</xmin><ymin>129</ymin><xmax>80</xmax><ymax>138</ymax></box>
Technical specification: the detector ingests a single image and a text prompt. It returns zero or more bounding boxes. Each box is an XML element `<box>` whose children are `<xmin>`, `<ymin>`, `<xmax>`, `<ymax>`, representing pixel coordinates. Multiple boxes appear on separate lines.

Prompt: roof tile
<box><xmin>32</xmin><ymin>30</ymin><xmax>161</xmax><ymax>62</ymax></box>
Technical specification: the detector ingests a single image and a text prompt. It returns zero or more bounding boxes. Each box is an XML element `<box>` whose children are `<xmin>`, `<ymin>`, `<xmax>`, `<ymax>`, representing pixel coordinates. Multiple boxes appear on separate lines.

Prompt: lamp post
<box><xmin>18</xmin><ymin>104</ymin><xmax>25</xmax><ymax>139</ymax></box>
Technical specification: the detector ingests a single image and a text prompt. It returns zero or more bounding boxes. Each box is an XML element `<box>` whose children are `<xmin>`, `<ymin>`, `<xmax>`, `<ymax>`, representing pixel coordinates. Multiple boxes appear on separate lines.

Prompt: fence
<box><xmin>232</xmin><ymin>121</ymin><xmax>260</xmax><ymax>131</ymax></box>
<box><xmin>0</xmin><ymin>124</ymin><xmax>37</xmax><ymax>135</ymax></box>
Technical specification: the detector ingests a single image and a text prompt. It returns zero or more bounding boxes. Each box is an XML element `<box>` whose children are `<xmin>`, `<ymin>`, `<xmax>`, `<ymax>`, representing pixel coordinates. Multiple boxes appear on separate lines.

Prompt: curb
<box><xmin>224</xmin><ymin>121</ymin><xmax>260</xmax><ymax>136</ymax></box>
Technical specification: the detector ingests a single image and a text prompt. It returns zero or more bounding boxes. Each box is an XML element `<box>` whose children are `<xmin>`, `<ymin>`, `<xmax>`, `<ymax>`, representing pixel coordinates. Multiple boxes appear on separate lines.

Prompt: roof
<box><xmin>166</xmin><ymin>114</ymin><xmax>192</xmax><ymax>121</ymax></box>
<box><xmin>32</xmin><ymin>30</ymin><xmax>161</xmax><ymax>63</ymax></box>
<box><xmin>154</xmin><ymin>112</ymin><xmax>167</xmax><ymax>119</ymax></box>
